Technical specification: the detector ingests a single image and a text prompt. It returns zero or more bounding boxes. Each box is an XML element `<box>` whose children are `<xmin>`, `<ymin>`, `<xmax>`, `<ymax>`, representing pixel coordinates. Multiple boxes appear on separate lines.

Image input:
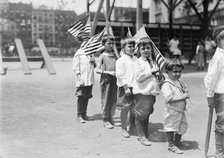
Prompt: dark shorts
<box><xmin>214</xmin><ymin>93</ymin><xmax>224</xmax><ymax>134</ymax></box>
<box><xmin>75</xmin><ymin>85</ymin><xmax>93</xmax><ymax>98</ymax></box>
<box><xmin>134</xmin><ymin>94</ymin><xmax>155</xmax><ymax>121</ymax></box>
<box><xmin>116</xmin><ymin>87</ymin><xmax>134</xmax><ymax>110</ymax></box>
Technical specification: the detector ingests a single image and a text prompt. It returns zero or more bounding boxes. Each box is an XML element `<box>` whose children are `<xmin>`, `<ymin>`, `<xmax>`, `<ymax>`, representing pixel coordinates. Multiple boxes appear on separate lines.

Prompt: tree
<box><xmin>161</xmin><ymin>0</ymin><xmax>184</xmax><ymax>37</ymax></box>
<box><xmin>186</xmin><ymin>0</ymin><xmax>222</xmax><ymax>39</ymax></box>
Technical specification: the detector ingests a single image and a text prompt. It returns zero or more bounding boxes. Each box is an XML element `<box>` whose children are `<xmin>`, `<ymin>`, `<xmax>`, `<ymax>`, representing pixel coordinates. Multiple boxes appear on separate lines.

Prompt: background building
<box><xmin>7</xmin><ymin>2</ymin><xmax>32</xmax><ymax>48</ymax></box>
<box><xmin>32</xmin><ymin>9</ymin><xmax>55</xmax><ymax>46</ymax></box>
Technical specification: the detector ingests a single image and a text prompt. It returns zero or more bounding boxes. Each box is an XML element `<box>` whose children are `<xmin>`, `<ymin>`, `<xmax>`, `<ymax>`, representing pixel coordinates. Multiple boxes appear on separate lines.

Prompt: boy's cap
<box><xmin>212</xmin><ymin>25</ymin><xmax>224</xmax><ymax>39</ymax></box>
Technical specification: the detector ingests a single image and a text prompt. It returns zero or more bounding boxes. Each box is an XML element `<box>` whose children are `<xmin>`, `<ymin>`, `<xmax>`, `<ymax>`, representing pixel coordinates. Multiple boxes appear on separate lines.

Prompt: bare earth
<box><xmin>0</xmin><ymin>59</ymin><xmax>216</xmax><ymax>158</ymax></box>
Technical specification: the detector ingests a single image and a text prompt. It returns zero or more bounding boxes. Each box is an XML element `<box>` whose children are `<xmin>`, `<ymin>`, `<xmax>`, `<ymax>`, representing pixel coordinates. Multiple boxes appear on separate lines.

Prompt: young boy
<box><xmin>133</xmin><ymin>37</ymin><xmax>160</xmax><ymax>146</ymax></box>
<box><xmin>161</xmin><ymin>59</ymin><xmax>189</xmax><ymax>154</ymax></box>
<box><xmin>96</xmin><ymin>34</ymin><xmax>117</xmax><ymax>129</ymax></box>
<box><xmin>116</xmin><ymin>36</ymin><xmax>136</xmax><ymax>138</ymax></box>
<box><xmin>72</xmin><ymin>35</ymin><xmax>96</xmax><ymax>124</ymax></box>
<box><xmin>204</xmin><ymin>25</ymin><xmax>224</xmax><ymax>158</ymax></box>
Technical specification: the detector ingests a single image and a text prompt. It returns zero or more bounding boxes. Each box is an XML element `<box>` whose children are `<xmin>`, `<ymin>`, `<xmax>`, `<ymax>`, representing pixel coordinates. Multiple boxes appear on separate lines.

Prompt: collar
<box><xmin>216</xmin><ymin>47</ymin><xmax>224</xmax><ymax>53</ymax></box>
<box><xmin>123</xmin><ymin>52</ymin><xmax>133</xmax><ymax>58</ymax></box>
<box><xmin>141</xmin><ymin>56</ymin><xmax>152</xmax><ymax>61</ymax></box>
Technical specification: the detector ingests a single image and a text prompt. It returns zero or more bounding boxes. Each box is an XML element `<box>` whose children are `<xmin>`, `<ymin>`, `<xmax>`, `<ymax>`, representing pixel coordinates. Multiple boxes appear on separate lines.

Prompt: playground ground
<box><xmin>0</xmin><ymin>58</ymin><xmax>217</xmax><ymax>158</ymax></box>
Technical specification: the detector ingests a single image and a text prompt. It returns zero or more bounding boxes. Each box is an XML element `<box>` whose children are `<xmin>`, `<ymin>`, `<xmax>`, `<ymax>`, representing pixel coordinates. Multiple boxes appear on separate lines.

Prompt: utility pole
<box><xmin>105</xmin><ymin>0</ymin><xmax>110</xmax><ymax>33</ymax></box>
<box><xmin>86</xmin><ymin>0</ymin><xmax>90</xmax><ymax>15</ymax></box>
<box><xmin>136</xmin><ymin>0</ymin><xmax>143</xmax><ymax>31</ymax></box>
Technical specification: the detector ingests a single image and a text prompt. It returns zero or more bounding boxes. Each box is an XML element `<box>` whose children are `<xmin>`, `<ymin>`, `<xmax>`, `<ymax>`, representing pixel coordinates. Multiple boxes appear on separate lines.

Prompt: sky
<box><xmin>7</xmin><ymin>0</ymin><xmax>150</xmax><ymax>15</ymax></box>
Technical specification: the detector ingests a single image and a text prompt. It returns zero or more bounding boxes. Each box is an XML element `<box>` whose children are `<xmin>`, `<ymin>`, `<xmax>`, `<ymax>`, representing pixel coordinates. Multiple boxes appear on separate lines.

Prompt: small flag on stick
<box><xmin>81</xmin><ymin>29</ymin><xmax>105</xmax><ymax>55</ymax></box>
<box><xmin>68</xmin><ymin>15</ymin><xmax>91</xmax><ymax>38</ymax></box>
<box><xmin>133</xmin><ymin>26</ymin><xmax>166</xmax><ymax>71</ymax></box>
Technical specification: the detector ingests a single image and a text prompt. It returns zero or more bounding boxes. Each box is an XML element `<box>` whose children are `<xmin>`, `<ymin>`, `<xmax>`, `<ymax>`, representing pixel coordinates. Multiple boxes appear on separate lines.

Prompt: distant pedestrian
<box><xmin>116</xmin><ymin>36</ymin><xmax>136</xmax><ymax>138</ymax></box>
<box><xmin>195</xmin><ymin>40</ymin><xmax>205</xmax><ymax>71</ymax></box>
<box><xmin>96</xmin><ymin>34</ymin><xmax>118</xmax><ymax>129</ymax></box>
<box><xmin>168</xmin><ymin>35</ymin><xmax>181</xmax><ymax>59</ymax></box>
<box><xmin>204</xmin><ymin>25</ymin><xmax>224</xmax><ymax>158</ymax></box>
<box><xmin>161</xmin><ymin>59</ymin><xmax>189</xmax><ymax>154</ymax></box>
<box><xmin>72</xmin><ymin>34</ymin><xmax>96</xmax><ymax>124</ymax></box>
<box><xmin>133</xmin><ymin>37</ymin><xmax>161</xmax><ymax>146</ymax></box>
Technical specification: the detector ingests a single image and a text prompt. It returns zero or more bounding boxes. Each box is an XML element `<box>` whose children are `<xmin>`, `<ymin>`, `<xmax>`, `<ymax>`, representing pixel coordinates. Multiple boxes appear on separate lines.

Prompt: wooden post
<box><xmin>136</xmin><ymin>0</ymin><xmax>143</xmax><ymax>31</ymax></box>
<box><xmin>15</xmin><ymin>39</ymin><xmax>32</xmax><ymax>75</ymax></box>
<box><xmin>106</xmin><ymin>0</ymin><xmax>110</xmax><ymax>33</ymax></box>
<box><xmin>91</xmin><ymin>0</ymin><xmax>104</xmax><ymax>35</ymax></box>
<box><xmin>0</xmin><ymin>33</ymin><xmax>6</xmax><ymax>75</ymax></box>
<box><xmin>86</xmin><ymin>0</ymin><xmax>90</xmax><ymax>15</ymax></box>
<box><xmin>37</xmin><ymin>39</ymin><xmax>56</xmax><ymax>74</ymax></box>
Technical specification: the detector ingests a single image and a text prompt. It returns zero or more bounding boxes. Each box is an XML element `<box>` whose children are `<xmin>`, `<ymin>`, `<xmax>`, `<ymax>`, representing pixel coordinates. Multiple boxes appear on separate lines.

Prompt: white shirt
<box><xmin>204</xmin><ymin>47</ymin><xmax>224</xmax><ymax>97</ymax></box>
<box><xmin>116</xmin><ymin>53</ymin><xmax>137</xmax><ymax>87</ymax></box>
<box><xmin>133</xmin><ymin>57</ymin><xmax>159</xmax><ymax>95</ymax></box>
<box><xmin>72</xmin><ymin>48</ymin><xmax>95</xmax><ymax>87</ymax></box>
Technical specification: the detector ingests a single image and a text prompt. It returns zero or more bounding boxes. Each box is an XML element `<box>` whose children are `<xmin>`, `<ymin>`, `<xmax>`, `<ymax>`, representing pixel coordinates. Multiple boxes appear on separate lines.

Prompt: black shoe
<box><xmin>83</xmin><ymin>115</ymin><xmax>92</xmax><ymax>121</ymax></box>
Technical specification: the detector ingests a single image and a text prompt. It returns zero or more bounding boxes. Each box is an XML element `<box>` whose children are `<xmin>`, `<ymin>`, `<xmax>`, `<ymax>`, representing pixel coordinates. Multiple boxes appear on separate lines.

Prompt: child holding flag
<box><xmin>133</xmin><ymin>37</ymin><xmax>161</xmax><ymax>146</ymax></box>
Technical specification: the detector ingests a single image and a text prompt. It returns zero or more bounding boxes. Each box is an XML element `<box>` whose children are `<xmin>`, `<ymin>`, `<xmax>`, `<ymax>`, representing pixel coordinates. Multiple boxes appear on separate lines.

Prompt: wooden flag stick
<box><xmin>205</xmin><ymin>107</ymin><xmax>214</xmax><ymax>157</ymax></box>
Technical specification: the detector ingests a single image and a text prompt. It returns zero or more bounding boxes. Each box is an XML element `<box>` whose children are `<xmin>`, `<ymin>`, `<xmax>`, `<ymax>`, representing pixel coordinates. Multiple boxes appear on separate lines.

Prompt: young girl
<box><xmin>133</xmin><ymin>37</ymin><xmax>160</xmax><ymax>146</ymax></box>
<box><xmin>161</xmin><ymin>59</ymin><xmax>189</xmax><ymax>154</ymax></box>
<box><xmin>96</xmin><ymin>34</ymin><xmax>117</xmax><ymax>129</ymax></box>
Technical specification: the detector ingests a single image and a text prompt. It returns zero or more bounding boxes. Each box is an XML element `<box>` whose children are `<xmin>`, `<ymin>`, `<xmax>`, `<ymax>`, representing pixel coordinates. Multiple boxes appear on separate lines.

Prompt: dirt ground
<box><xmin>0</xmin><ymin>59</ymin><xmax>217</xmax><ymax>158</ymax></box>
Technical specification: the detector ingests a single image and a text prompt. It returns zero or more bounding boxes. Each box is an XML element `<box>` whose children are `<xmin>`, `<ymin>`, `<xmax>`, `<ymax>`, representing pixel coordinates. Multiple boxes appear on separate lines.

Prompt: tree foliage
<box><xmin>185</xmin><ymin>0</ymin><xmax>223</xmax><ymax>39</ymax></box>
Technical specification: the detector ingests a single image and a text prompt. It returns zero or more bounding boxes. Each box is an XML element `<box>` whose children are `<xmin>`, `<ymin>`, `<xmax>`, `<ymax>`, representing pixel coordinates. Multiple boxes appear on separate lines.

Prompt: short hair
<box><xmin>212</xmin><ymin>25</ymin><xmax>224</xmax><ymax>40</ymax></box>
<box><xmin>136</xmin><ymin>37</ymin><xmax>153</xmax><ymax>49</ymax></box>
<box><xmin>165</xmin><ymin>59</ymin><xmax>184</xmax><ymax>72</ymax></box>
<box><xmin>101</xmin><ymin>34</ymin><xmax>115</xmax><ymax>45</ymax></box>
<box><xmin>120</xmin><ymin>37</ymin><xmax>135</xmax><ymax>48</ymax></box>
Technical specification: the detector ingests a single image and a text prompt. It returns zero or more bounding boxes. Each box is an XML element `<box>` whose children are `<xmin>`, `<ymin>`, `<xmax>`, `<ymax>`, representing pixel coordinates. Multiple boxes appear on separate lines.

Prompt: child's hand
<box><xmin>183</xmin><ymin>93</ymin><xmax>190</xmax><ymax>99</ymax></box>
<box><xmin>78</xmin><ymin>80</ymin><xmax>84</xmax><ymax>87</ymax></box>
<box><xmin>151</xmin><ymin>67</ymin><xmax>159</xmax><ymax>74</ymax></box>
<box><xmin>109</xmin><ymin>71</ymin><xmax>115</xmax><ymax>76</ymax></box>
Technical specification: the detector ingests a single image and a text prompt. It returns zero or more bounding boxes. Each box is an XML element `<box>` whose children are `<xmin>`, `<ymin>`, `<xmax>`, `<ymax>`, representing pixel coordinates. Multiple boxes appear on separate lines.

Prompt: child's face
<box><xmin>167</xmin><ymin>66</ymin><xmax>182</xmax><ymax>81</ymax></box>
<box><xmin>123</xmin><ymin>43</ymin><xmax>135</xmax><ymax>56</ymax></box>
<box><xmin>139</xmin><ymin>43</ymin><xmax>152</xmax><ymax>58</ymax></box>
<box><xmin>104</xmin><ymin>40</ymin><xmax>114</xmax><ymax>52</ymax></box>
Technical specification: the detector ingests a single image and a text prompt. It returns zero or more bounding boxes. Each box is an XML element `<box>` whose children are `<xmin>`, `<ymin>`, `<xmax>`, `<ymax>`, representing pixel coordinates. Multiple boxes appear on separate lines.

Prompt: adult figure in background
<box><xmin>168</xmin><ymin>35</ymin><xmax>181</xmax><ymax>59</ymax></box>
<box><xmin>195</xmin><ymin>40</ymin><xmax>205</xmax><ymax>71</ymax></box>
<box><xmin>204</xmin><ymin>25</ymin><xmax>224</xmax><ymax>158</ymax></box>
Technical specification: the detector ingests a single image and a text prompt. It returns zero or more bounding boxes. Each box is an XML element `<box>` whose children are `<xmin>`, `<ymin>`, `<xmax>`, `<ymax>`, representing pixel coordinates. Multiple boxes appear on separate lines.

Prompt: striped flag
<box><xmin>133</xmin><ymin>26</ymin><xmax>167</xmax><ymax>71</ymax></box>
<box><xmin>68</xmin><ymin>15</ymin><xmax>91</xmax><ymax>38</ymax></box>
<box><xmin>81</xmin><ymin>29</ymin><xmax>105</xmax><ymax>55</ymax></box>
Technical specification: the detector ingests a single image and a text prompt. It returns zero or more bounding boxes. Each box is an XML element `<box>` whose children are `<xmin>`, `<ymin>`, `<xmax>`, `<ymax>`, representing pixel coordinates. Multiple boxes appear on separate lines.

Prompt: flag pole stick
<box><xmin>205</xmin><ymin>106</ymin><xmax>213</xmax><ymax>157</ymax></box>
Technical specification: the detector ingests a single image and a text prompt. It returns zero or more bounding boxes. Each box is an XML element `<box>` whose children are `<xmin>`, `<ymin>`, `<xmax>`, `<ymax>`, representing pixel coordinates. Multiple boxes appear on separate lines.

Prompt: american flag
<box><xmin>81</xmin><ymin>29</ymin><xmax>105</xmax><ymax>55</ymax></box>
<box><xmin>68</xmin><ymin>15</ymin><xmax>91</xmax><ymax>38</ymax></box>
<box><xmin>133</xmin><ymin>26</ymin><xmax>166</xmax><ymax>71</ymax></box>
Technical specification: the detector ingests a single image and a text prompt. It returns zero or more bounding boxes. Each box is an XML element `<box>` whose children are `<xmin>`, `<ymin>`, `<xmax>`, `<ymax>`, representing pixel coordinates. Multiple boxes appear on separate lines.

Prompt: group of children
<box><xmin>72</xmin><ymin>30</ymin><xmax>190</xmax><ymax>154</ymax></box>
